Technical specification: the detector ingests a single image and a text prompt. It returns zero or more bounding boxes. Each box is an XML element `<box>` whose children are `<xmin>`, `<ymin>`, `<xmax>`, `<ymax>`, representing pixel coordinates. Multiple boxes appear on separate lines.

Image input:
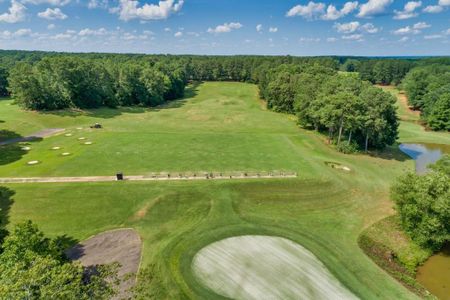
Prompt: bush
<box><xmin>336</xmin><ymin>141</ymin><xmax>359</xmax><ymax>154</ymax></box>
<box><xmin>391</xmin><ymin>160</ymin><xmax>450</xmax><ymax>250</ymax></box>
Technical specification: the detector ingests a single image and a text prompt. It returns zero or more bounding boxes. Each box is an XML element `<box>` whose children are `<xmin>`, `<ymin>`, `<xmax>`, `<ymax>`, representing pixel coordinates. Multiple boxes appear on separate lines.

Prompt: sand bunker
<box><xmin>65</xmin><ymin>133</ymin><xmax>73</xmax><ymax>137</ymax></box>
<box><xmin>21</xmin><ymin>146</ymin><xmax>31</xmax><ymax>151</ymax></box>
<box><xmin>66</xmin><ymin>229</ymin><xmax>142</xmax><ymax>300</ymax></box>
<box><xmin>61</xmin><ymin>152</ymin><xmax>71</xmax><ymax>156</ymax></box>
<box><xmin>27</xmin><ymin>160</ymin><xmax>40</xmax><ymax>165</ymax></box>
<box><xmin>78</xmin><ymin>137</ymin><xmax>86</xmax><ymax>140</ymax></box>
<box><xmin>51</xmin><ymin>146</ymin><xmax>61</xmax><ymax>150</ymax></box>
<box><xmin>84</xmin><ymin>141</ymin><xmax>92</xmax><ymax>145</ymax></box>
<box><xmin>192</xmin><ymin>235</ymin><xmax>358</xmax><ymax>300</ymax></box>
<box><xmin>76</xmin><ymin>127</ymin><xmax>83</xmax><ymax>130</ymax></box>
<box><xmin>325</xmin><ymin>161</ymin><xmax>351</xmax><ymax>172</ymax></box>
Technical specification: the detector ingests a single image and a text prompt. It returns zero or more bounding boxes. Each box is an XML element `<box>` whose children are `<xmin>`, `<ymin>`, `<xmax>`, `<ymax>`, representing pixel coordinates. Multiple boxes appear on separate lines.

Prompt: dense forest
<box><xmin>0</xmin><ymin>50</ymin><xmax>448</xmax><ymax>148</ymax></box>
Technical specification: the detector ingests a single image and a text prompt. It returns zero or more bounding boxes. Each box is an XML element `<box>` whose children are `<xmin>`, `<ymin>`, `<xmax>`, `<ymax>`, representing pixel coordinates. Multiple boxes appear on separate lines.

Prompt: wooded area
<box><xmin>0</xmin><ymin>51</ymin><xmax>448</xmax><ymax>149</ymax></box>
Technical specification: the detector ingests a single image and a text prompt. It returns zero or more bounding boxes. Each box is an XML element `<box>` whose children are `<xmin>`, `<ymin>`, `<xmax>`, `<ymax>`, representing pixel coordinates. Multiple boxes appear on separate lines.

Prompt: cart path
<box><xmin>0</xmin><ymin>173</ymin><xmax>297</xmax><ymax>184</ymax></box>
<box><xmin>0</xmin><ymin>128</ymin><xmax>65</xmax><ymax>146</ymax></box>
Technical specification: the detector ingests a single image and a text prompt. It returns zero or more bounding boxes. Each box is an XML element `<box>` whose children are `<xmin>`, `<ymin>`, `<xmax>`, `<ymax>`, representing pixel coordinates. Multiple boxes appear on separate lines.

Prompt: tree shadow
<box><xmin>39</xmin><ymin>107</ymin><xmax>123</xmax><ymax>119</ymax></box>
<box><xmin>0</xmin><ymin>186</ymin><xmax>15</xmax><ymax>243</ymax></box>
<box><xmin>65</xmin><ymin>242</ymin><xmax>86</xmax><ymax>260</ymax></box>
<box><xmin>152</xmin><ymin>82</ymin><xmax>201</xmax><ymax>112</ymax></box>
<box><xmin>368</xmin><ymin>144</ymin><xmax>410</xmax><ymax>162</ymax></box>
<box><xmin>0</xmin><ymin>130</ymin><xmax>44</xmax><ymax>165</ymax></box>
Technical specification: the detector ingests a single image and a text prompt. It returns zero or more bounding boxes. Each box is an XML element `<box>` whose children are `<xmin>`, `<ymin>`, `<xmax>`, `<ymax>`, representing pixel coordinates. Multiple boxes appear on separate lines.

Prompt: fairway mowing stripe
<box><xmin>0</xmin><ymin>172</ymin><xmax>297</xmax><ymax>184</ymax></box>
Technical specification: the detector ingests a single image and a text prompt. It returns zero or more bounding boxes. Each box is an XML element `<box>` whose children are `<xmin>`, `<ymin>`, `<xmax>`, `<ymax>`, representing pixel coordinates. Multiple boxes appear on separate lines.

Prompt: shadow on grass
<box><xmin>368</xmin><ymin>145</ymin><xmax>409</xmax><ymax>162</ymax></box>
<box><xmin>0</xmin><ymin>130</ymin><xmax>44</xmax><ymax>165</ymax></box>
<box><xmin>152</xmin><ymin>82</ymin><xmax>201</xmax><ymax>112</ymax></box>
<box><xmin>38</xmin><ymin>83</ymin><xmax>202</xmax><ymax>119</ymax></box>
<box><xmin>0</xmin><ymin>186</ymin><xmax>15</xmax><ymax>243</ymax></box>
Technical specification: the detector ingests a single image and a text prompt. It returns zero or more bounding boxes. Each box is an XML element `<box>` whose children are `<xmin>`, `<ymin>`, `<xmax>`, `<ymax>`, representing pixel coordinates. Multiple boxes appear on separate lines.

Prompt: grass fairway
<box><xmin>1</xmin><ymin>82</ymin><xmax>441</xmax><ymax>299</ymax></box>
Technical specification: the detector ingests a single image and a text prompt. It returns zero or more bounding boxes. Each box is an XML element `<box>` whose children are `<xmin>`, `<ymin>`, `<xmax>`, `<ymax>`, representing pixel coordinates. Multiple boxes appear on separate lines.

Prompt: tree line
<box><xmin>402</xmin><ymin>64</ymin><xmax>450</xmax><ymax>131</ymax></box>
<box><xmin>256</xmin><ymin>63</ymin><xmax>398</xmax><ymax>151</ymax></box>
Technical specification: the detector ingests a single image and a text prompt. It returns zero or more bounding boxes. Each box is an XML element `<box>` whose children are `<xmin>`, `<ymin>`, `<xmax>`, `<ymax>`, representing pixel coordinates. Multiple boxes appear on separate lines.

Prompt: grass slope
<box><xmin>1</xmin><ymin>82</ymin><xmax>440</xmax><ymax>299</ymax></box>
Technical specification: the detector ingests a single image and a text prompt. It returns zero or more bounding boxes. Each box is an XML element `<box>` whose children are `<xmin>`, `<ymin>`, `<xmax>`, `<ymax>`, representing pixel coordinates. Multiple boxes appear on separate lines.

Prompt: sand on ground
<box><xmin>66</xmin><ymin>228</ymin><xmax>142</xmax><ymax>299</ymax></box>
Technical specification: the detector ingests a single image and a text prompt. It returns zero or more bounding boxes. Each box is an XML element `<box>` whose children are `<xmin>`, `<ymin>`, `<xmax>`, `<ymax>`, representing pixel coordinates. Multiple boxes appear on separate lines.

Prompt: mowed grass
<box><xmin>3</xmin><ymin>82</ymin><xmax>445</xmax><ymax>299</ymax></box>
<box><xmin>0</xmin><ymin>83</ymin><xmax>308</xmax><ymax>176</ymax></box>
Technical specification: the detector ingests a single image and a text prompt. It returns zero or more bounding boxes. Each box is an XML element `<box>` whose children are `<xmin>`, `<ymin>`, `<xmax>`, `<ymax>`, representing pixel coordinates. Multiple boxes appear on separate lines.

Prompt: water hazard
<box><xmin>399</xmin><ymin>143</ymin><xmax>449</xmax><ymax>174</ymax></box>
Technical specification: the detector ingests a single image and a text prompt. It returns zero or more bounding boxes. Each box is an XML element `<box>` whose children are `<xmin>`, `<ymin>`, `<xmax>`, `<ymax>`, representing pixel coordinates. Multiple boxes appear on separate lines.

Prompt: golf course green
<box><xmin>1</xmin><ymin>82</ymin><xmax>447</xmax><ymax>299</ymax></box>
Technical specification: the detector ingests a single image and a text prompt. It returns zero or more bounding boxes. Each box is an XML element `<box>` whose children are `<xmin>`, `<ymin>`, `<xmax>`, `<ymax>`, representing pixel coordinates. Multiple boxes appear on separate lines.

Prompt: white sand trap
<box><xmin>27</xmin><ymin>160</ymin><xmax>40</xmax><ymax>165</ymax></box>
<box><xmin>78</xmin><ymin>137</ymin><xmax>86</xmax><ymax>140</ymax></box>
<box><xmin>51</xmin><ymin>146</ymin><xmax>61</xmax><ymax>150</ymax></box>
<box><xmin>65</xmin><ymin>133</ymin><xmax>73</xmax><ymax>137</ymax></box>
<box><xmin>21</xmin><ymin>146</ymin><xmax>31</xmax><ymax>151</ymax></box>
<box><xmin>61</xmin><ymin>152</ymin><xmax>71</xmax><ymax>156</ymax></box>
<box><xmin>192</xmin><ymin>235</ymin><xmax>358</xmax><ymax>300</ymax></box>
<box><xmin>84</xmin><ymin>141</ymin><xmax>92</xmax><ymax>145</ymax></box>
<box><xmin>76</xmin><ymin>127</ymin><xmax>83</xmax><ymax>130</ymax></box>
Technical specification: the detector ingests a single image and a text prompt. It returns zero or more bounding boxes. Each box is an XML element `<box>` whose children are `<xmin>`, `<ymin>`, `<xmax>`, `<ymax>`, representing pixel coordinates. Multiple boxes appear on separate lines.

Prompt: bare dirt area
<box><xmin>66</xmin><ymin>228</ymin><xmax>142</xmax><ymax>299</ymax></box>
<box><xmin>0</xmin><ymin>128</ymin><xmax>65</xmax><ymax>145</ymax></box>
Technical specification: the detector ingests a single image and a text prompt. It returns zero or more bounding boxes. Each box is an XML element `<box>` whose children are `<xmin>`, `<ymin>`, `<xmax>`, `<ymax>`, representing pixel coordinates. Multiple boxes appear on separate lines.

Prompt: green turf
<box><xmin>2</xmin><ymin>82</ymin><xmax>448</xmax><ymax>299</ymax></box>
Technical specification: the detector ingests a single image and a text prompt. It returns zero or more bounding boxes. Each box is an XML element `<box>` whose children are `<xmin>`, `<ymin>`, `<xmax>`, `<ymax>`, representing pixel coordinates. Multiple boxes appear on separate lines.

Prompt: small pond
<box><xmin>399</xmin><ymin>143</ymin><xmax>449</xmax><ymax>299</ymax></box>
<box><xmin>416</xmin><ymin>245</ymin><xmax>450</xmax><ymax>300</ymax></box>
<box><xmin>399</xmin><ymin>143</ymin><xmax>449</xmax><ymax>174</ymax></box>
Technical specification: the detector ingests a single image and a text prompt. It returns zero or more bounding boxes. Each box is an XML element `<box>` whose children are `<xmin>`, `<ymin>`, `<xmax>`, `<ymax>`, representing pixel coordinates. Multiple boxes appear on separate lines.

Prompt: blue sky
<box><xmin>0</xmin><ymin>0</ymin><xmax>449</xmax><ymax>56</ymax></box>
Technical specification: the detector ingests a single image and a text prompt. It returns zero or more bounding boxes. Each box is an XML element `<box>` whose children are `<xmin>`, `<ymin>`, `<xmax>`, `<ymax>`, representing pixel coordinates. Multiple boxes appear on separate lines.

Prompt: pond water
<box><xmin>399</xmin><ymin>143</ymin><xmax>450</xmax><ymax>174</ymax></box>
<box><xmin>399</xmin><ymin>143</ymin><xmax>450</xmax><ymax>299</ymax></box>
<box><xmin>416</xmin><ymin>245</ymin><xmax>450</xmax><ymax>300</ymax></box>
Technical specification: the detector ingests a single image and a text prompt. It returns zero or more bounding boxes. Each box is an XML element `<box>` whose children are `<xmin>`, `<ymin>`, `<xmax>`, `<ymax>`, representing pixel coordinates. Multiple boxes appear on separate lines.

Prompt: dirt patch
<box><xmin>0</xmin><ymin>128</ymin><xmax>65</xmax><ymax>146</ymax></box>
<box><xmin>398</xmin><ymin>93</ymin><xmax>420</xmax><ymax>117</ymax></box>
<box><xmin>325</xmin><ymin>161</ymin><xmax>351</xmax><ymax>172</ymax></box>
<box><xmin>66</xmin><ymin>228</ymin><xmax>142</xmax><ymax>299</ymax></box>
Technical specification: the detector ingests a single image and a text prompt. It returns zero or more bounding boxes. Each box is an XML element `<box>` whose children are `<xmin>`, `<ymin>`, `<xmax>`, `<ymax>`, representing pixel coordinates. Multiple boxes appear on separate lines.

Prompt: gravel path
<box><xmin>66</xmin><ymin>228</ymin><xmax>142</xmax><ymax>300</ymax></box>
<box><xmin>0</xmin><ymin>128</ymin><xmax>65</xmax><ymax>145</ymax></box>
<box><xmin>0</xmin><ymin>173</ymin><xmax>297</xmax><ymax>184</ymax></box>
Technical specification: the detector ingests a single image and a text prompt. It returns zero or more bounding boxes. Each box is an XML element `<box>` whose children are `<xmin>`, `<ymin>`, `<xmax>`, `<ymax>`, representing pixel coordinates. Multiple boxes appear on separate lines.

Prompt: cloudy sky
<box><xmin>0</xmin><ymin>0</ymin><xmax>449</xmax><ymax>56</ymax></box>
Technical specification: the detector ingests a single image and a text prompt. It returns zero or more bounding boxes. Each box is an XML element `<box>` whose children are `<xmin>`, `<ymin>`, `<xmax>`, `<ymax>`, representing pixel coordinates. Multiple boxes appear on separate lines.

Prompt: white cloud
<box><xmin>22</xmin><ymin>0</ymin><xmax>71</xmax><ymax>5</ymax></box>
<box><xmin>78</xmin><ymin>28</ymin><xmax>107</xmax><ymax>36</ymax></box>
<box><xmin>164</xmin><ymin>27</ymin><xmax>171</xmax><ymax>32</ymax></box>
<box><xmin>413</xmin><ymin>21</ymin><xmax>430</xmax><ymax>29</ymax></box>
<box><xmin>322</xmin><ymin>1</ymin><xmax>359</xmax><ymax>20</ymax></box>
<box><xmin>342</xmin><ymin>33</ymin><xmax>363</xmax><ymax>40</ymax></box>
<box><xmin>357</xmin><ymin>0</ymin><xmax>393</xmax><ymax>18</ymax></box>
<box><xmin>256</xmin><ymin>24</ymin><xmax>262</xmax><ymax>32</ymax></box>
<box><xmin>334</xmin><ymin>21</ymin><xmax>360</xmax><ymax>33</ymax></box>
<box><xmin>361</xmin><ymin>22</ymin><xmax>379</xmax><ymax>33</ymax></box>
<box><xmin>174</xmin><ymin>31</ymin><xmax>182</xmax><ymax>37</ymax></box>
<box><xmin>394</xmin><ymin>1</ymin><xmax>422</xmax><ymax>20</ymax></box>
<box><xmin>88</xmin><ymin>0</ymin><xmax>109</xmax><ymax>9</ymax></box>
<box><xmin>286</xmin><ymin>1</ymin><xmax>325</xmax><ymax>19</ymax></box>
<box><xmin>47</xmin><ymin>23</ymin><xmax>55</xmax><ymax>29</ymax></box>
<box><xmin>0</xmin><ymin>28</ymin><xmax>33</xmax><ymax>39</ymax></box>
<box><xmin>299</xmin><ymin>37</ymin><xmax>321</xmax><ymax>42</ymax></box>
<box><xmin>114</xmin><ymin>0</ymin><xmax>184</xmax><ymax>21</ymax></box>
<box><xmin>392</xmin><ymin>22</ymin><xmax>430</xmax><ymax>35</ymax></box>
<box><xmin>207</xmin><ymin>22</ymin><xmax>242</xmax><ymax>34</ymax></box>
<box><xmin>424</xmin><ymin>34</ymin><xmax>443</xmax><ymax>39</ymax></box>
<box><xmin>38</xmin><ymin>7</ymin><xmax>67</xmax><ymax>20</ymax></box>
<box><xmin>399</xmin><ymin>36</ymin><xmax>409</xmax><ymax>42</ymax></box>
<box><xmin>423</xmin><ymin>5</ymin><xmax>443</xmax><ymax>13</ymax></box>
<box><xmin>327</xmin><ymin>37</ymin><xmax>338</xmax><ymax>42</ymax></box>
<box><xmin>445</xmin><ymin>28</ymin><xmax>450</xmax><ymax>35</ymax></box>
<box><xmin>439</xmin><ymin>0</ymin><xmax>450</xmax><ymax>6</ymax></box>
<box><xmin>269</xmin><ymin>27</ymin><xmax>278</xmax><ymax>33</ymax></box>
<box><xmin>0</xmin><ymin>0</ymin><xmax>26</xmax><ymax>23</ymax></box>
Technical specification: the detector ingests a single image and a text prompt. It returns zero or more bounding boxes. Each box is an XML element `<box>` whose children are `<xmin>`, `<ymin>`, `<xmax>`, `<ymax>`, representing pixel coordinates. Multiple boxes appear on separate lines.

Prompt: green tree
<box><xmin>0</xmin><ymin>221</ymin><xmax>119</xmax><ymax>299</ymax></box>
<box><xmin>391</xmin><ymin>163</ymin><xmax>450</xmax><ymax>250</ymax></box>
